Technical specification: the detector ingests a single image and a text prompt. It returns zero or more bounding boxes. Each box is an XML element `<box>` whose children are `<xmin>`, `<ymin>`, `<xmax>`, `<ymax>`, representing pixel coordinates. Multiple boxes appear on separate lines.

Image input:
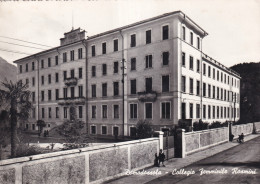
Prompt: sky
<box><xmin>0</xmin><ymin>0</ymin><xmax>259</xmax><ymax>67</ymax></box>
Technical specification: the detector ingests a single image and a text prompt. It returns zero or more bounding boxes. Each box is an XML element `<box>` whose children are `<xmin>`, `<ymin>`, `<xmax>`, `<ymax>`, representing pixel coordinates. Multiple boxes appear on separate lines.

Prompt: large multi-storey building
<box><xmin>14</xmin><ymin>11</ymin><xmax>240</xmax><ymax>137</ymax></box>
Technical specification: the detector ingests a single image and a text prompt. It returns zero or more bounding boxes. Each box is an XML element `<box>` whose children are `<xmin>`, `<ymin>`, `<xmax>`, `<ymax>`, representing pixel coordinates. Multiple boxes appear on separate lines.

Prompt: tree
<box><xmin>0</xmin><ymin>110</ymin><xmax>10</xmax><ymax>160</ymax></box>
<box><xmin>0</xmin><ymin>79</ymin><xmax>32</xmax><ymax>158</ymax></box>
<box><xmin>136</xmin><ymin>119</ymin><xmax>153</xmax><ymax>139</ymax></box>
<box><xmin>36</xmin><ymin>120</ymin><xmax>46</xmax><ymax>134</ymax></box>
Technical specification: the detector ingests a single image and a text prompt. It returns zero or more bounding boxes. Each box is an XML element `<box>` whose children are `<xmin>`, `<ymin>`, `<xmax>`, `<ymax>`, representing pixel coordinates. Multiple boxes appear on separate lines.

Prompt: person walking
<box><xmin>158</xmin><ymin>149</ymin><xmax>165</xmax><ymax>167</ymax></box>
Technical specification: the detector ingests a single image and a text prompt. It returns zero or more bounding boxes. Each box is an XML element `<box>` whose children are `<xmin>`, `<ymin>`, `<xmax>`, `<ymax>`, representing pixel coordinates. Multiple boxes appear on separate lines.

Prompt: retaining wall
<box><xmin>0</xmin><ymin>138</ymin><xmax>159</xmax><ymax>184</ymax></box>
<box><xmin>184</xmin><ymin>127</ymin><xmax>229</xmax><ymax>155</ymax></box>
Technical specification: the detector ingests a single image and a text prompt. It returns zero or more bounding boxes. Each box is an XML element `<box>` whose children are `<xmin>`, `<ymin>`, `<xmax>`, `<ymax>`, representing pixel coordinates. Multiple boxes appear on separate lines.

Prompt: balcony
<box><xmin>58</xmin><ymin>97</ymin><xmax>85</xmax><ymax>105</ymax></box>
<box><xmin>137</xmin><ymin>91</ymin><xmax>157</xmax><ymax>102</ymax></box>
<box><xmin>64</xmin><ymin>77</ymin><xmax>78</xmax><ymax>86</ymax></box>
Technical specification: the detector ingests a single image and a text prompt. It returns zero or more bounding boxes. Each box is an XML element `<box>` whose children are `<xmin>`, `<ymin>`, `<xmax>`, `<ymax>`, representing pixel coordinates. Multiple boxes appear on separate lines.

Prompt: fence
<box><xmin>0</xmin><ymin>137</ymin><xmax>159</xmax><ymax>184</ymax></box>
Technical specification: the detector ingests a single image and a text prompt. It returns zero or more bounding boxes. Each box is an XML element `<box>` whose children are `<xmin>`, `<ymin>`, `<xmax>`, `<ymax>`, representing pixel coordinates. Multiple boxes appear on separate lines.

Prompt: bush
<box><xmin>193</xmin><ymin>120</ymin><xmax>209</xmax><ymax>131</ymax></box>
<box><xmin>15</xmin><ymin>144</ymin><xmax>45</xmax><ymax>158</ymax></box>
<box><xmin>136</xmin><ymin>120</ymin><xmax>153</xmax><ymax>139</ymax></box>
<box><xmin>62</xmin><ymin>143</ymin><xmax>89</xmax><ymax>150</ymax></box>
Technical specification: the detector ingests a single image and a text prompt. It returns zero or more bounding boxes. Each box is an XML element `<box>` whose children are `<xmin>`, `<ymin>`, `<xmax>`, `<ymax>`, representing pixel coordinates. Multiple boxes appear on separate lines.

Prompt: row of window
<box><xmin>90</xmin><ymin>25</ymin><xmax>169</xmax><ymax>57</ymax></box>
<box><xmin>90</xmin><ymin>125</ymin><xmax>120</xmax><ymax>136</ymax></box>
<box><xmin>182</xmin><ymin>26</ymin><xmax>200</xmax><ymax>49</ymax></box>
<box><xmin>19</xmin><ymin>48</ymin><xmax>83</xmax><ymax>73</ymax></box>
<box><xmin>181</xmin><ymin>103</ymin><xmax>239</xmax><ymax>120</ymax></box>
<box><xmin>91</xmin><ymin>102</ymin><xmax>171</xmax><ymax>120</ymax></box>
<box><xmin>181</xmin><ymin>76</ymin><xmax>239</xmax><ymax>102</ymax></box>
<box><xmin>91</xmin><ymin>75</ymin><xmax>170</xmax><ymax>98</ymax></box>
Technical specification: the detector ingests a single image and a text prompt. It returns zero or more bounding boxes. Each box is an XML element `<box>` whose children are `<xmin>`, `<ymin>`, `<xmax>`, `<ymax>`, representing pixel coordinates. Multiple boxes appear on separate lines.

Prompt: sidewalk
<box><xmin>106</xmin><ymin>133</ymin><xmax>260</xmax><ymax>184</ymax></box>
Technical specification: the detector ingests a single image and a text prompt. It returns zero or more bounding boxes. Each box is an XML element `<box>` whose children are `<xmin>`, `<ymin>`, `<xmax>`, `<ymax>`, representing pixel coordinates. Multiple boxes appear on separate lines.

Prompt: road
<box><xmin>147</xmin><ymin>136</ymin><xmax>260</xmax><ymax>184</ymax></box>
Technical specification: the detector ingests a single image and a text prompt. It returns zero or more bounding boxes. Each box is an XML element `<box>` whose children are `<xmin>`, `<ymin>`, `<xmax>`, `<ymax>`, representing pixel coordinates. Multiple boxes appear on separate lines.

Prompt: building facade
<box><xmin>14</xmin><ymin>11</ymin><xmax>240</xmax><ymax>137</ymax></box>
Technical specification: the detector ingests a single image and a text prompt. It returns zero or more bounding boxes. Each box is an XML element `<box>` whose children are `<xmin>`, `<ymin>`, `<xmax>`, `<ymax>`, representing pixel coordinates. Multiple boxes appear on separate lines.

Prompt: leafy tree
<box><xmin>0</xmin><ymin>80</ymin><xmax>32</xmax><ymax>158</ymax></box>
<box><xmin>136</xmin><ymin>119</ymin><xmax>153</xmax><ymax>139</ymax></box>
<box><xmin>36</xmin><ymin>120</ymin><xmax>46</xmax><ymax>134</ymax></box>
<box><xmin>0</xmin><ymin>110</ymin><xmax>10</xmax><ymax>160</ymax></box>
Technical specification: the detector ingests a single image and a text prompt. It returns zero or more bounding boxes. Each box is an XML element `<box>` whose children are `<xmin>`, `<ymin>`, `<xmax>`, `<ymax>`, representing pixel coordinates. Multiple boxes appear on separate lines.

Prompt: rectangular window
<box><xmin>55</xmin><ymin>73</ymin><xmax>59</xmax><ymax>83</ymax></box>
<box><xmin>221</xmin><ymin>106</ymin><xmax>223</xmax><ymax>118</ymax></box>
<box><xmin>162</xmin><ymin>75</ymin><xmax>169</xmax><ymax>92</ymax></box>
<box><xmin>26</xmin><ymin>63</ymin><xmax>28</xmax><ymax>72</ymax></box>
<box><xmin>196</xmin><ymin>104</ymin><xmax>200</xmax><ymax>118</ymax></box>
<box><xmin>70</xmin><ymin>87</ymin><xmax>75</xmax><ymax>98</ymax></box>
<box><xmin>130</xmin><ymin>34</ymin><xmax>136</xmax><ymax>47</ymax></box>
<box><xmin>203</xmin><ymin>105</ymin><xmax>206</xmax><ymax>119</ymax></box>
<box><xmin>63</xmin><ymin>53</ymin><xmax>67</xmax><ymax>63</ymax></box>
<box><xmin>70</xmin><ymin>50</ymin><xmax>74</xmax><ymax>61</ymax></box>
<box><xmin>64</xmin><ymin>107</ymin><xmax>67</xmax><ymax>118</ymax></box>
<box><xmin>55</xmin><ymin>89</ymin><xmax>59</xmax><ymax>100</ymax></box>
<box><xmin>114</xmin><ymin>105</ymin><xmax>119</xmax><ymax>119</ymax></box>
<box><xmin>196</xmin><ymin>81</ymin><xmax>200</xmax><ymax>95</ymax></box>
<box><xmin>102</xmin><ymin>64</ymin><xmax>107</xmax><ymax>75</ymax></box>
<box><xmin>162</xmin><ymin>25</ymin><xmax>169</xmax><ymax>40</ymax></box>
<box><xmin>56</xmin><ymin>107</ymin><xmax>59</xmax><ymax>118</ymax></box>
<box><xmin>145</xmin><ymin>55</ymin><xmax>152</xmax><ymax>68</ymax></box>
<box><xmin>113</xmin><ymin>82</ymin><xmax>119</xmax><ymax>96</ymax></box>
<box><xmin>145</xmin><ymin>77</ymin><xmax>152</xmax><ymax>92</ymax></box>
<box><xmin>70</xmin><ymin>69</ymin><xmax>74</xmax><ymax>78</ymax></box>
<box><xmin>63</xmin><ymin>71</ymin><xmax>67</xmax><ymax>80</ymax></box>
<box><xmin>19</xmin><ymin>65</ymin><xmax>22</xmax><ymax>73</ymax></box>
<box><xmin>32</xmin><ymin>77</ymin><xmax>35</xmax><ymax>86</ymax></box>
<box><xmin>130</xmin><ymin>104</ymin><xmax>137</xmax><ymax>119</ymax></box>
<box><xmin>102</xmin><ymin>83</ymin><xmax>107</xmax><ymax>97</ymax></box>
<box><xmin>221</xmin><ymin>88</ymin><xmax>223</xmax><ymax>100</ymax></box>
<box><xmin>189</xmin><ymin>103</ymin><xmax>193</xmax><ymax>118</ymax></box>
<box><xmin>217</xmin><ymin>106</ymin><xmax>219</xmax><ymax>118</ymax></box>
<box><xmin>102</xmin><ymin>126</ymin><xmax>107</xmax><ymax>135</ymax></box>
<box><xmin>221</xmin><ymin>72</ymin><xmax>223</xmax><ymax>82</ymax></box>
<box><xmin>102</xmin><ymin>42</ymin><xmax>106</xmax><ymax>54</ymax></box>
<box><xmin>113</xmin><ymin>61</ymin><xmax>119</xmax><ymax>74</ymax></box>
<box><xmin>78</xmin><ymin>86</ymin><xmax>83</xmax><ymax>97</ymax></box>
<box><xmin>91</xmin><ymin>126</ymin><xmax>96</xmax><ymax>135</ymax></box>
<box><xmin>41</xmin><ymin>76</ymin><xmax>44</xmax><ymax>85</ymax></box>
<box><xmin>41</xmin><ymin>90</ymin><xmax>44</xmax><ymax>101</ymax></box>
<box><xmin>189</xmin><ymin>56</ymin><xmax>193</xmax><ymax>70</ymax></box>
<box><xmin>32</xmin><ymin>108</ymin><xmax>36</xmax><ymax>119</ymax></box>
<box><xmin>190</xmin><ymin>78</ymin><xmax>193</xmax><ymax>94</ymax></box>
<box><xmin>203</xmin><ymin>63</ymin><xmax>206</xmax><ymax>75</ymax></box>
<box><xmin>102</xmin><ymin>105</ymin><xmax>107</xmax><ymax>118</ymax></box>
<box><xmin>48</xmin><ymin>90</ymin><xmax>52</xmax><ymax>101</ymax></box>
<box><xmin>217</xmin><ymin>70</ymin><xmax>219</xmax><ymax>81</ymax></box>
<box><xmin>203</xmin><ymin>83</ymin><xmax>206</xmax><ymax>97</ymax></box>
<box><xmin>42</xmin><ymin>108</ymin><xmax>45</xmax><ymax>118</ymax></box>
<box><xmin>181</xmin><ymin>76</ymin><xmax>186</xmax><ymax>92</ymax></box>
<box><xmin>131</xmin><ymin>58</ymin><xmax>136</xmax><ymax>70</ymax></box>
<box><xmin>91</xmin><ymin>84</ymin><xmax>96</xmax><ymax>97</ymax></box>
<box><xmin>114</xmin><ymin>39</ymin><xmax>118</xmax><ymax>52</ymax></box>
<box><xmin>162</xmin><ymin>102</ymin><xmax>170</xmax><ymax>119</ymax></box>
<box><xmin>63</xmin><ymin>88</ymin><xmax>67</xmax><ymax>98</ymax></box>
<box><xmin>145</xmin><ymin>103</ymin><xmax>152</xmax><ymax>119</ymax></box>
<box><xmin>48</xmin><ymin>74</ymin><xmax>51</xmax><ymax>84</ymax></box>
<box><xmin>48</xmin><ymin>58</ymin><xmax>51</xmax><ymax>67</ymax></box>
<box><xmin>197</xmin><ymin>37</ymin><xmax>200</xmax><ymax>49</ymax></box>
<box><xmin>91</xmin><ymin>45</ymin><xmax>96</xmax><ymax>57</ymax></box>
<box><xmin>208</xmin><ymin>105</ymin><xmax>211</xmax><ymax>119</ymax></box>
<box><xmin>92</xmin><ymin>66</ymin><xmax>96</xmax><ymax>77</ymax></box>
<box><xmin>41</xmin><ymin>60</ymin><xmax>44</xmax><ymax>68</ymax></box>
<box><xmin>190</xmin><ymin>32</ymin><xmax>193</xmax><ymax>45</ymax></box>
<box><xmin>32</xmin><ymin>62</ymin><xmax>35</xmax><ymax>71</ymax></box>
<box><xmin>32</xmin><ymin>92</ymin><xmax>35</xmax><ymax>102</ymax></box>
<box><xmin>181</xmin><ymin>103</ymin><xmax>186</xmax><ymax>119</ymax></box>
<box><xmin>55</xmin><ymin>56</ymin><xmax>58</xmax><ymax>65</ymax></box>
<box><xmin>208</xmin><ymin>84</ymin><xmax>211</xmax><ymax>98</ymax></box>
<box><xmin>208</xmin><ymin>66</ymin><xmax>211</xmax><ymax>77</ymax></box>
<box><xmin>92</xmin><ymin>106</ymin><xmax>96</xmax><ymax>118</ymax></box>
<box><xmin>217</xmin><ymin>87</ymin><xmax>219</xmax><ymax>99</ymax></box>
<box><xmin>228</xmin><ymin>76</ymin><xmax>229</xmax><ymax>84</ymax></box>
<box><xmin>182</xmin><ymin>52</ymin><xmax>185</xmax><ymax>66</ymax></box>
<box><xmin>182</xmin><ymin>26</ymin><xmax>186</xmax><ymax>40</ymax></box>
<box><xmin>213</xmin><ymin>68</ymin><xmax>215</xmax><ymax>79</ymax></box>
<box><xmin>130</xmin><ymin>79</ymin><xmax>136</xmax><ymax>94</ymax></box>
<box><xmin>224</xmin><ymin>74</ymin><xmax>226</xmax><ymax>83</ymax></box>
<box><xmin>162</xmin><ymin>51</ymin><xmax>169</xmax><ymax>66</ymax></box>
<box><xmin>146</xmin><ymin>30</ymin><xmax>151</xmax><ymax>44</ymax></box>
<box><xmin>79</xmin><ymin>106</ymin><xmax>83</xmax><ymax>118</ymax></box>
<box><xmin>48</xmin><ymin>107</ymin><xmax>52</xmax><ymax>118</ymax></box>
<box><xmin>224</xmin><ymin>107</ymin><xmax>226</xmax><ymax>118</ymax></box>
<box><xmin>213</xmin><ymin>106</ymin><xmax>215</xmax><ymax>119</ymax></box>
<box><xmin>213</xmin><ymin>86</ymin><xmax>215</xmax><ymax>98</ymax></box>
<box><xmin>197</xmin><ymin>60</ymin><xmax>200</xmax><ymax>72</ymax></box>
<box><xmin>224</xmin><ymin>89</ymin><xmax>226</xmax><ymax>101</ymax></box>
<box><xmin>79</xmin><ymin>68</ymin><xmax>83</xmax><ymax>79</ymax></box>
<box><xmin>78</xmin><ymin>48</ymin><xmax>83</xmax><ymax>59</ymax></box>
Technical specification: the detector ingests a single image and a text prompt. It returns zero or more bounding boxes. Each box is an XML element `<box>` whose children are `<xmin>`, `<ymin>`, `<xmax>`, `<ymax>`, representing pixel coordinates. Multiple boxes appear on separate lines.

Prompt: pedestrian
<box><xmin>154</xmin><ymin>153</ymin><xmax>159</xmax><ymax>167</ymax></box>
<box><xmin>159</xmin><ymin>149</ymin><xmax>165</xmax><ymax>167</ymax></box>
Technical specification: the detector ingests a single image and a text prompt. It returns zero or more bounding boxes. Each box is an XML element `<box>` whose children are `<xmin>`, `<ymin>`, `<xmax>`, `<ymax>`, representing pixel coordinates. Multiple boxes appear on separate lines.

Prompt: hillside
<box><xmin>0</xmin><ymin>57</ymin><xmax>17</xmax><ymax>90</ymax></box>
<box><xmin>231</xmin><ymin>62</ymin><xmax>260</xmax><ymax>123</ymax></box>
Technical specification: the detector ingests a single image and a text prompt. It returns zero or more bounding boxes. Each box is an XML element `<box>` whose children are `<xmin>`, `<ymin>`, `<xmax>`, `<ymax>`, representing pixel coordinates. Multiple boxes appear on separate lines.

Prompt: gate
<box><xmin>162</xmin><ymin>130</ymin><xmax>175</xmax><ymax>159</ymax></box>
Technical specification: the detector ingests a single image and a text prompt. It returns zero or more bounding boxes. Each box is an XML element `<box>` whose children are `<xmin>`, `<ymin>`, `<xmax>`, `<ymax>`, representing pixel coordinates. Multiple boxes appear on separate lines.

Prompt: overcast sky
<box><xmin>0</xmin><ymin>0</ymin><xmax>259</xmax><ymax>67</ymax></box>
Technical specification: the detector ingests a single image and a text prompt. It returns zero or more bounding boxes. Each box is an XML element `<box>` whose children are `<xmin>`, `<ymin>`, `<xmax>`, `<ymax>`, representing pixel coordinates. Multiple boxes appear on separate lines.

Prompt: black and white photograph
<box><xmin>0</xmin><ymin>0</ymin><xmax>259</xmax><ymax>183</ymax></box>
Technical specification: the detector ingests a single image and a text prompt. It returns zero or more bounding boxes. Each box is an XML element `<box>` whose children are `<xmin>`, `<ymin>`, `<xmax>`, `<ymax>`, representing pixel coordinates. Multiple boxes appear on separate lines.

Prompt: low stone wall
<box><xmin>254</xmin><ymin>122</ymin><xmax>260</xmax><ymax>132</ymax></box>
<box><xmin>184</xmin><ymin>127</ymin><xmax>229</xmax><ymax>155</ymax></box>
<box><xmin>232</xmin><ymin>122</ymin><xmax>260</xmax><ymax>138</ymax></box>
<box><xmin>0</xmin><ymin>138</ymin><xmax>159</xmax><ymax>184</ymax></box>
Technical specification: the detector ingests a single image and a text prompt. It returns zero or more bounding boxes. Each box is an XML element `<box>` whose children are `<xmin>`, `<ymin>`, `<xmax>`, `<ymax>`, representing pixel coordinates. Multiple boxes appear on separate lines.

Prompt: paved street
<box><xmin>147</xmin><ymin>136</ymin><xmax>260</xmax><ymax>184</ymax></box>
